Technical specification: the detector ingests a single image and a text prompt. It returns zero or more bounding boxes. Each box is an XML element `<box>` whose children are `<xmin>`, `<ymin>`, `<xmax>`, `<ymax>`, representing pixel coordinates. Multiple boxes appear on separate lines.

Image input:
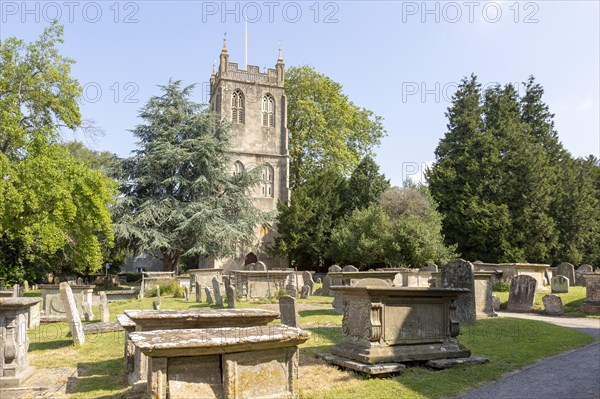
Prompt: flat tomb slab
<box><xmin>316</xmin><ymin>353</ymin><xmax>405</xmax><ymax>376</ymax></box>
<box><xmin>426</xmin><ymin>356</ymin><xmax>489</xmax><ymax>369</ymax></box>
<box><xmin>124</xmin><ymin>308</ymin><xmax>279</xmax><ymax>330</ymax></box>
<box><xmin>129</xmin><ymin>325</ymin><xmax>309</xmax><ymax>357</ymax></box>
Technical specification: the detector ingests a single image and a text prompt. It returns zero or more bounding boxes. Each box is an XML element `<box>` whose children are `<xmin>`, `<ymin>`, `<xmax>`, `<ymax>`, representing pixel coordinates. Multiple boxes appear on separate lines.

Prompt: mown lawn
<box><xmin>25</xmin><ymin>290</ymin><xmax>597</xmax><ymax>399</ymax></box>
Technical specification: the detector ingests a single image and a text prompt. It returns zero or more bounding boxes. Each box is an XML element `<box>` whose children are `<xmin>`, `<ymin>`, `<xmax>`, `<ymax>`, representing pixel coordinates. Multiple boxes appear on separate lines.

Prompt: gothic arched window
<box><xmin>262</xmin><ymin>94</ymin><xmax>275</xmax><ymax>127</ymax></box>
<box><xmin>262</xmin><ymin>164</ymin><xmax>274</xmax><ymax>197</ymax></box>
<box><xmin>233</xmin><ymin>160</ymin><xmax>245</xmax><ymax>176</ymax></box>
<box><xmin>232</xmin><ymin>90</ymin><xmax>244</xmax><ymax>124</ymax></box>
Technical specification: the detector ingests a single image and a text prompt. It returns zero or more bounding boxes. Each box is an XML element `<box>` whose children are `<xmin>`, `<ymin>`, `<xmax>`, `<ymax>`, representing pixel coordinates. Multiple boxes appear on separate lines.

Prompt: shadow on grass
<box><xmin>299</xmin><ymin>308</ymin><xmax>336</xmax><ymax>317</ymax></box>
<box><xmin>30</xmin><ymin>339</ymin><xmax>73</xmax><ymax>351</ymax></box>
<box><xmin>65</xmin><ymin>357</ymin><xmax>128</xmax><ymax>397</ymax></box>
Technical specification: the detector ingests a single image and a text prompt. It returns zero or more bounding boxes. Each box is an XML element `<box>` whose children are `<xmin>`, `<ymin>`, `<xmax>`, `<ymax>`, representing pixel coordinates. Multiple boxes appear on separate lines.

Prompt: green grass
<box><xmin>494</xmin><ymin>286</ymin><xmax>599</xmax><ymax>318</ymax></box>
<box><xmin>27</xmin><ymin>294</ymin><xmax>596</xmax><ymax>399</ymax></box>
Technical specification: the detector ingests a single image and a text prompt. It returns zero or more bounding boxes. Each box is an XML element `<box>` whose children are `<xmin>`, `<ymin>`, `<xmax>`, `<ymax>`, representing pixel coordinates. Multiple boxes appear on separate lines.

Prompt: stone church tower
<box><xmin>203</xmin><ymin>39</ymin><xmax>290</xmax><ymax>271</ymax></box>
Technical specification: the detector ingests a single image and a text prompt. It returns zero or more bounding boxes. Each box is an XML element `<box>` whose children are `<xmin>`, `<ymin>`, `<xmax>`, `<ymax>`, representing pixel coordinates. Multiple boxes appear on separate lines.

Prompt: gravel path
<box><xmin>458</xmin><ymin>313</ymin><xmax>600</xmax><ymax>399</ymax></box>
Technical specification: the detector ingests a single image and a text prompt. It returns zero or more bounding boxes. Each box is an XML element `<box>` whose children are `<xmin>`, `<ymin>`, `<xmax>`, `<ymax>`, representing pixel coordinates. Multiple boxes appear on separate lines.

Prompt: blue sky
<box><xmin>1</xmin><ymin>1</ymin><xmax>598</xmax><ymax>185</ymax></box>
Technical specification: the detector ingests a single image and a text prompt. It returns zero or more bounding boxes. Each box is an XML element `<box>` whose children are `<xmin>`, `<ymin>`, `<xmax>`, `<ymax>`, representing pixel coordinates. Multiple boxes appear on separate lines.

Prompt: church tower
<box><xmin>206</xmin><ymin>38</ymin><xmax>290</xmax><ymax>270</ymax></box>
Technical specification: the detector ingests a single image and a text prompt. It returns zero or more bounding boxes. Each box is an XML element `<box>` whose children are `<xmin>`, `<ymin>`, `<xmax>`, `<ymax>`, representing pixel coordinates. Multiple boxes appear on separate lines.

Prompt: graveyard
<box><xmin>1</xmin><ymin>263</ymin><xmax>597</xmax><ymax>399</ymax></box>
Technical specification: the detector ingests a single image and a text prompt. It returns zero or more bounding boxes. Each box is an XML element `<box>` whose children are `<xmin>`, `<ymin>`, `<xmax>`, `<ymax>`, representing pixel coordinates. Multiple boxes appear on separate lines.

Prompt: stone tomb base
<box><xmin>129</xmin><ymin>325</ymin><xmax>309</xmax><ymax>399</ymax></box>
<box><xmin>316</xmin><ymin>353</ymin><xmax>406</xmax><ymax>377</ymax></box>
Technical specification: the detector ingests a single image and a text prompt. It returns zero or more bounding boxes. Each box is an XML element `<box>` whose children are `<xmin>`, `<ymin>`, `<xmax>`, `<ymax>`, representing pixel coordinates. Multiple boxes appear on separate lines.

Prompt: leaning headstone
<box><xmin>507</xmin><ymin>275</ymin><xmax>537</xmax><ymax>313</ymax></box>
<box><xmin>328</xmin><ymin>265</ymin><xmax>342</xmax><ymax>273</ymax></box>
<box><xmin>204</xmin><ymin>287</ymin><xmax>213</xmax><ymax>304</ymax></box>
<box><xmin>491</xmin><ymin>295</ymin><xmax>501</xmax><ymax>311</ymax></box>
<box><xmin>99</xmin><ymin>292</ymin><xmax>109</xmax><ymax>323</ymax></box>
<box><xmin>302</xmin><ymin>271</ymin><xmax>314</xmax><ymax>295</ymax></box>
<box><xmin>23</xmin><ymin>280</ymin><xmax>29</xmax><ymax>292</ymax></box>
<box><xmin>342</xmin><ymin>265</ymin><xmax>359</xmax><ymax>272</ymax></box>
<box><xmin>576</xmin><ymin>265</ymin><xmax>594</xmax><ymax>286</ymax></box>
<box><xmin>212</xmin><ymin>277</ymin><xmax>223</xmax><ymax>306</ymax></box>
<box><xmin>226</xmin><ymin>285</ymin><xmax>236</xmax><ymax>308</ymax></box>
<box><xmin>441</xmin><ymin>259</ymin><xmax>476</xmax><ymax>325</ymax></box>
<box><xmin>300</xmin><ymin>285</ymin><xmax>310</xmax><ymax>299</ymax></box>
<box><xmin>322</xmin><ymin>275</ymin><xmax>332</xmax><ymax>296</ymax></box>
<box><xmin>551</xmin><ymin>275</ymin><xmax>569</xmax><ymax>294</ymax></box>
<box><xmin>542</xmin><ymin>294</ymin><xmax>564</xmax><ymax>315</ymax></box>
<box><xmin>556</xmin><ymin>262</ymin><xmax>576</xmax><ymax>286</ymax></box>
<box><xmin>195</xmin><ymin>282</ymin><xmax>201</xmax><ymax>303</ymax></box>
<box><xmin>279</xmin><ymin>295</ymin><xmax>298</xmax><ymax>327</ymax></box>
<box><xmin>59</xmin><ymin>282</ymin><xmax>85</xmax><ymax>345</ymax></box>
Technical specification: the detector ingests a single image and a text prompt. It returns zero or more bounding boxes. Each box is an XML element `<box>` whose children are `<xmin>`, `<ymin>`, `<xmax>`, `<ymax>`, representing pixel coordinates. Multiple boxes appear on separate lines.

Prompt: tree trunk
<box><xmin>161</xmin><ymin>249</ymin><xmax>181</xmax><ymax>272</ymax></box>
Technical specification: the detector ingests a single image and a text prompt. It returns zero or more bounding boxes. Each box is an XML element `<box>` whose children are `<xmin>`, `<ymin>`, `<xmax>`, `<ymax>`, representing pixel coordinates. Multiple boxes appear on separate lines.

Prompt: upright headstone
<box><xmin>491</xmin><ymin>295</ymin><xmax>501</xmax><ymax>311</ymax></box>
<box><xmin>59</xmin><ymin>282</ymin><xmax>85</xmax><ymax>345</ymax></box>
<box><xmin>23</xmin><ymin>280</ymin><xmax>29</xmax><ymax>292</ymax></box>
<box><xmin>441</xmin><ymin>259</ymin><xmax>476</xmax><ymax>325</ymax></box>
<box><xmin>542</xmin><ymin>294</ymin><xmax>564</xmax><ymax>315</ymax></box>
<box><xmin>99</xmin><ymin>291</ymin><xmax>109</xmax><ymax>323</ymax></box>
<box><xmin>195</xmin><ymin>282</ymin><xmax>201</xmax><ymax>303</ymax></box>
<box><xmin>82</xmin><ymin>302</ymin><xmax>94</xmax><ymax>321</ymax></box>
<box><xmin>556</xmin><ymin>262</ymin><xmax>576</xmax><ymax>286</ymax></box>
<box><xmin>183</xmin><ymin>286</ymin><xmax>190</xmax><ymax>301</ymax></box>
<box><xmin>551</xmin><ymin>275</ymin><xmax>569</xmax><ymax>294</ymax></box>
<box><xmin>300</xmin><ymin>285</ymin><xmax>310</xmax><ymax>299</ymax></box>
<box><xmin>302</xmin><ymin>271</ymin><xmax>314</xmax><ymax>295</ymax></box>
<box><xmin>255</xmin><ymin>261</ymin><xmax>267</xmax><ymax>271</ymax></box>
<box><xmin>342</xmin><ymin>265</ymin><xmax>359</xmax><ymax>272</ymax></box>
<box><xmin>285</xmin><ymin>284</ymin><xmax>298</xmax><ymax>298</ymax></box>
<box><xmin>580</xmin><ymin>274</ymin><xmax>600</xmax><ymax>314</ymax></box>
<box><xmin>328</xmin><ymin>265</ymin><xmax>342</xmax><ymax>273</ymax></box>
<box><xmin>152</xmin><ymin>301</ymin><xmax>160</xmax><ymax>310</ymax></box>
<box><xmin>226</xmin><ymin>285</ymin><xmax>236</xmax><ymax>308</ymax></box>
<box><xmin>204</xmin><ymin>287</ymin><xmax>213</xmax><ymax>304</ymax></box>
<box><xmin>212</xmin><ymin>277</ymin><xmax>223</xmax><ymax>306</ymax></box>
<box><xmin>322</xmin><ymin>275</ymin><xmax>332</xmax><ymax>296</ymax></box>
<box><xmin>156</xmin><ymin>285</ymin><xmax>161</xmax><ymax>307</ymax></box>
<box><xmin>507</xmin><ymin>275</ymin><xmax>537</xmax><ymax>313</ymax></box>
<box><xmin>279</xmin><ymin>295</ymin><xmax>298</xmax><ymax>327</ymax></box>
<box><xmin>576</xmin><ymin>265</ymin><xmax>594</xmax><ymax>286</ymax></box>
<box><xmin>12</xmin><ymin>284</ymin><xmax>19</xmax><ymax>298</ymax></box>
<box><xmin>76</xmin><ymin>277</ymin><xmax>83</xmax><ymax>285</ymax></box>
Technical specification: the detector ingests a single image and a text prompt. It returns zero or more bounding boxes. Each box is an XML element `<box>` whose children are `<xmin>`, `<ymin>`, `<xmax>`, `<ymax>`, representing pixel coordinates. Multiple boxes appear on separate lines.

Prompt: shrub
<box><xmin>147</xmin><ymin>280</ymin><xmax>185</xmax><ymax>298</ymax></box>
<box><xmin>493</xmin><ymin>280</ymin><xmax>511</xmax><ymax>292</ymax></box>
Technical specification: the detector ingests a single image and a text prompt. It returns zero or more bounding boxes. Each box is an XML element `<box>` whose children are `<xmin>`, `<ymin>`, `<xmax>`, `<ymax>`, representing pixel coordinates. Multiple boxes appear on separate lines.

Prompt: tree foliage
<box><xmin>344</xmin><ymin>155</ymin><xmax>390</xmax><ymax>212</ymax></box>
<box><xmin>285</xmin><ymin>66</ymin><xmax>386</xmax><ymax>189</ymax></box>
<box><xmin>428</xmin><ymin>74</ymin><xmax>600</xmax><ymax>265</ymax></box>
<box><xmin>271</xmin><ymin>167</ymin><xmax>346</xmax><ymax>270</ymax></box>
<box><xmin>329</xmin><ymin>187</ymin><xmax>456</xmax><ymax>269</ymax></box>
<box><xmin>112</xmin><ymin>81</ymin><xmax>267</xmax><ymax>271</ymax></box>
<box><xmin>0</xmin><ymin>24</ymin><xmax>115</xmax><ymax>283</ymax></box>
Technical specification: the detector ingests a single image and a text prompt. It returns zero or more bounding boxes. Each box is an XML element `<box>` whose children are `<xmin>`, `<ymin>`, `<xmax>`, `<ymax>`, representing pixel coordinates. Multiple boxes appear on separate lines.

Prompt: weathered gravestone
<box><xmin>441</xmin><ymin>259</ymin><xmax>476</xmax><ymax>325</ymax></box>
<box><xmin>542</xmin><ymin>294</ymin><xmax>564</xmax><ymax>315</ymax></box>
<box><xmin>212</xmin><ymin>277</ymin><xmax>223</xmax><ymax>306</ymax></box>
<box><xmin>279</xmin><ymin>295</ymin><xmax>298</xmax><ymax>327</ymax></box>
<box><xmin>99</xmin><ymin>292</ymin><xmax>109</xmax><ymax>323</ymax></box>
<box><xmin>300</xmin><ymin>285</ymin><xmax>310</xmax><ymax>299</ymax></box>
<box><xmin>580</xmin><ymin>274</ymin><xmax>600</xmax><ymax>314</ymax></box>
<box><xmin>59</xmin><ymin>282</ymin><xmax>85</xmax><ymax>345</ymax></box>
<box><xmin>328</xmin><ymin>265</ymin><xmax>342</xmax><ymax>273</ymax></box>
<box><xmin>551</xmin><ymin>275</ymin><xmax>569</xmax><ymax>294</ymax></box>
<box><xmin>204</xmin><ymin>287</ymin><xmax>213</xmax><ymax>304</ymax></box>
<box><xmin>76</xmin><ymin>277</ymin><xmax>83</xmax><ymax>285</ymax></box>
<box><xmin>226</xmin><ymin>285</ymin><xmax>236</xmax><ymax>308</ymax></box>
<box><xmin>156</xmin><ymin>285</ymin><xmax>161</xmax><ymax>306</ymax></box>
<box><xmin>322</xmin><ymin>274</ymin><xmax>332</xmax><ymax>296</ymax></box>
<box><xmin>82</xmin><ymin>302</ymin><xmax>94</xmax><ymax>321</ymax></box>
<box><xmin>23</xmin><ymin>280</ymin><xmax>29</xmax><ymax>292</ymax></box>
<box><xmin>13</xmin><ymin>284</ymin><xmax>21</xmax><ymax>298</ymax></box>
<box><xmin>195</xmin><ymin>282</ymin><xmax>201</xmax><ymax>303</ymax></box>
<box><xmin>285</xmin><ymin>284</ymin><xmax>298</xmax><ymax>298</ymax></box>
<box><xmin>556</xmin><ymin>262</ymin><xmax>575</xmax><ymax>286</ymax></box>
<box><xmin>255</xmin><ymin>261</ymin><xmax>267</xmax><ymax>271</ymax></box>
<box><xmin>576</xmin><ymin>264</ymin><xmax>594</xmax><ymax>286</ymax></box>
<box><xmin>491</xmin><ymin>295</ymin><xmax>501</xmax><ymax>311</ymax></box>
<box><xmin>507</xmin><ymin>275</ymin><xmax>537</xmax><ymax>312</ymax></box>
<box><xmin>342</xmin><ymin>265</ymin><xmax>359</xmax><ymax>272</ymax></box>
<box><xmin>183</xmin><ymin>286</ymin><xmax>189</xmax><ymax>302</ymax></box>
<box><xmin>302</xmin><ymin>271</ymin><xmax>314</xmax><ymax>295</ymax></box>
